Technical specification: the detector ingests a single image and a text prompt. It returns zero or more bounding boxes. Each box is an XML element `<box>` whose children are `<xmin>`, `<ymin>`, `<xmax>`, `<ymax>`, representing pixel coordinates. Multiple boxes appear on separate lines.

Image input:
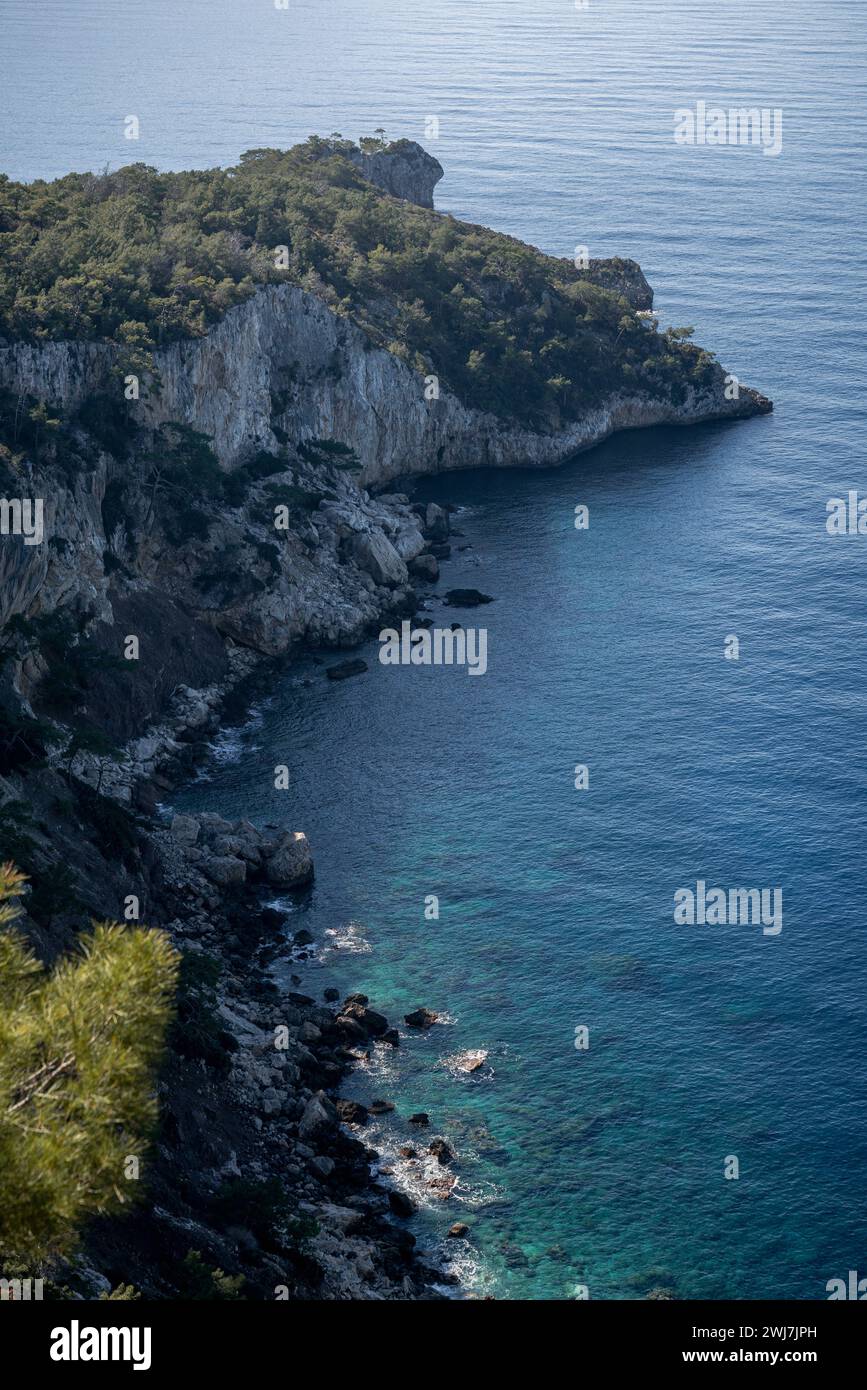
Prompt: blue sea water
<box><xmin>6</xmin><ymin>0</ymin><xmax>867</xmax><ymax>1299</ymax></box>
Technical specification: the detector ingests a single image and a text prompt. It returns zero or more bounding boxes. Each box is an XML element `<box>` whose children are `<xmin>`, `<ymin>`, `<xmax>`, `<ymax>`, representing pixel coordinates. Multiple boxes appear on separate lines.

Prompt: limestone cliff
<box><xmin>0</xmin><ymin>280</ymin><xmax>768</xmax><ymax>494</ymax></box>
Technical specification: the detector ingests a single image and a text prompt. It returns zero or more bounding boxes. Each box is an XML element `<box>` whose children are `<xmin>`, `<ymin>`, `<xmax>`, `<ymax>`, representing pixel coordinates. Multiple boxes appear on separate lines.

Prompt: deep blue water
<box><xmin>7</xmin><ymin>0</ymin><xmax>867</xmax><ymax>1299</ymax></box>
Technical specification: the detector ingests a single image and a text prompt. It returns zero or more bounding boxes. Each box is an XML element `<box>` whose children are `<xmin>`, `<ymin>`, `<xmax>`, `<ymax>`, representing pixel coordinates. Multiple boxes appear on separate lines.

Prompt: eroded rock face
<box><xmin>339</xmin><ymin>139</ymin><xmax>445</xmax><ymax>209</ymax></box>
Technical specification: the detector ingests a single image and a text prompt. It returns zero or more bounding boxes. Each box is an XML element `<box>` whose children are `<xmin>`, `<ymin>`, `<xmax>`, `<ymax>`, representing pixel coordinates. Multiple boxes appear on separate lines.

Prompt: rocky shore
<box><xmin>20</xmin><ymin>503</ymin><xmax>463</xmax><ymax>1300</ymax></box>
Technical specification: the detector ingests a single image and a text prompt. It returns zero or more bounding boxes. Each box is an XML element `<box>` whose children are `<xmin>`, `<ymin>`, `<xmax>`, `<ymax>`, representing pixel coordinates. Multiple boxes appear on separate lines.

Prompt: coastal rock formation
<box><xmin>0</xmin><ymin>279</ymin><xmax>770</xmax><ymax>491</ymax></box>
<box><xmin>318</xmin><ymin>138</ymin><xmax>445</xmax><ymax>209</ymax></box>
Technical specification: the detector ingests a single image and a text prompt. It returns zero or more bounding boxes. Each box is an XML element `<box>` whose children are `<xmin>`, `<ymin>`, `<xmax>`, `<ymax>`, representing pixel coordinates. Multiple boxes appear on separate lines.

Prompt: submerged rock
<box><xmin>427</xmin><ymin>1173</ymin><xmax>455</xmax><ymax>1200</ymax></box>
<box><xmin>369</xmin><ymin>1099</ymin><xmax>395</xmax><ymax>1115</ymax></box>
<box><xmin>326</xmin><ymin>658</ymin><xmax>369</xmax><ymax>681</ymax></box>
<box><xmin>444</xmin><ymin>589</ymin><xmax>493</xmax><ymax>607</ymax></box>
<box><xmin>447</xmin><ymin>1049</ymin><xmax>488</xmax><ymax>1073</ymax></box>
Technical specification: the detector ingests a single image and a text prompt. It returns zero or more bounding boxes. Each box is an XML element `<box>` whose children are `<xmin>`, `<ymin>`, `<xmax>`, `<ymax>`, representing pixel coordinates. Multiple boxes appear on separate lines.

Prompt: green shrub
<box><xmin>0</xmin><ymin>865</ymin><xmax>179</xmax><ymax>1264</ymax></box>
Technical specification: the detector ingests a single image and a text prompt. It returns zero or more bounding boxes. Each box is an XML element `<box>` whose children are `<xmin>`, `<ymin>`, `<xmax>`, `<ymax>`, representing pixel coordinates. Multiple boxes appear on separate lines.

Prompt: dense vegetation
<box><xmin>0</xmin><ymin>137</ymin><xmax>718</xmax><ymax>426</ymax></box>
<box><xmin>0</xmin><ymin>864</ymin><xmax>178</xmax><ymax>1265</ymax></box>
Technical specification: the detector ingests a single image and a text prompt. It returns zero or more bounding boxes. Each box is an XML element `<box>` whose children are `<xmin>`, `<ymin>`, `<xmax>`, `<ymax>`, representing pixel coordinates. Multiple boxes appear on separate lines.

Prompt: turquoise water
<box><xmin>7</xmin><ymin>0</ymin><xmax>867</xmax><ymax>1299</ymax></box>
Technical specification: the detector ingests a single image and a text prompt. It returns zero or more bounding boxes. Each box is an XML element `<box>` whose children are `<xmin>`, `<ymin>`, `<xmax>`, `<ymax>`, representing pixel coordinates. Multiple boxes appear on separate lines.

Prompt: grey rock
<box><xmin>350</xmin><ymin>530</ymin><xmax>408</xmax><ymax>587</ymax></box>
<box><xmin>201</xmin><ymin>855</ymin><xmax>247</xmax><ymax>886</ymax></box>
<box><xmin>264</xmin><ymin>831</ymin><xmax>314</xmax><ymax>886</ymax></box>
<box><xmin>424</xmin><ymin>503</ymin><xmax>450</xmax><ymax>541</ymax></box>
<box><xmin>298</xmin><ymin>1091</ymin><xmax>338</xmax><ymax>1141</ymax></box>
<box><xmin>170</xmin><ymin>813</ymin><xmax>200</xmax><ymax>846</ymax></box>
<box><xmin>409</xmin><ymin>553</ymin><xmax>439</xmax><ymax>582</ymax></box>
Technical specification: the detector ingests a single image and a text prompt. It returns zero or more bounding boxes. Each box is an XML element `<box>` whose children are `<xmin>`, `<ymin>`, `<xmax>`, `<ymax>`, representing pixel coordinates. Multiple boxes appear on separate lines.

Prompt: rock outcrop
<box><xmin>315</xmin><ymin>138</ymin><xmax>445</xmax><ymax>209</ymax></box>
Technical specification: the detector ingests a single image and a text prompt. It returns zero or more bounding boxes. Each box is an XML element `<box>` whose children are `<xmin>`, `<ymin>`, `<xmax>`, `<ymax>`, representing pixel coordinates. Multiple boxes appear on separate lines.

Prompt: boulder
<box><xmin>342</xmin><ymin>1001</ymin><xmax>389</xmax><ymax>1036</ymax></box>
<box><xmin>298</xmin><ymin>1091</ymin><xmax>338</xmax><ymax>1141</ymax></box>
<box><xmin>409</xmin><ymin>553</ymin><xmax>439</xmax><ymax>582</ymax></box>
<box><xmin>318</xmin><ymin>1203</ymin><xmax>366</xmax><ymax>1235</ymax></box>
<box><xmin>334</xmin><ymin>1014</ymin><xmax>368</xmax><ymax>1042</ymax></box>
<box><xmin>404</xmin><ymin>1007</ymin><xmax>439</xmax><ymax>1029</ymax></box>
<box><xmin>369</xmin><ymin>1099</ymin><xmax>395</xmax><ymax>1115</ymax></box>
<box><xmin>335</xmin><ymin>1098</ymin><xmax>369</xmax><ymax>1126</ymax></box>
<box><xmin>448</xmin><ymin>1223</ymin><xmax>469</xmax><ymax>1238</ymax></box>
<box><xmin>201</xmin><ymin>855</ymin><xmax>247</xmax><ymax>886</ymax></box>
<box><xmin>429</xmin><ymin>1138</ymin><xmax>455</xmax><ymax>1166</ymax></box>
<box><xmin>213</xmin><ymin>833</ymin><xmax>261</xmax><ymax>865</ymax></box>
<box><xmin>424</xmin><ymin>502</ymin><xmax>450</xmax><ymax>541</ymax></box>
<box><xmin>264</xmin><ymin>831</ymin><xmax>314</xmax><ymax>886</ymax></box>
<box><xmin>170</xmin><ymin>813</ymin><xmax>200</xmax><ymax>846</ymax></box>
<box><xmin>409</xmin><ymin>1112</ymin><xmax>430</xmax><ymax>1127</ymax></box>
<box><xmin>388</xmin><ymin>1190</ymin><xmax>416</xmax><ymax>1218</ymax></box>
<box><xmin>350</xmin><ymin>531</ymin><xmax>408</xmax><ymax>586</ymax></box>
<box><xmin>259</xmin><ymin>1087</ymin><xmax>281</xmax><ymax>1116</ymax></box>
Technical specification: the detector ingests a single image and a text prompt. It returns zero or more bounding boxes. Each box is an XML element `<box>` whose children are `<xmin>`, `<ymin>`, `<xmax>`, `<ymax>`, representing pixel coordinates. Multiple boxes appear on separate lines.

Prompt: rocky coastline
<box><xmin>37</xmin><ymin>501</ymin><xmax>465</xmax><ymax>1301</ymax></box>
<box><xmin>0</xmin><ymin>138</ymin><xmax>773</xmax><ymax>1299</ymax></box>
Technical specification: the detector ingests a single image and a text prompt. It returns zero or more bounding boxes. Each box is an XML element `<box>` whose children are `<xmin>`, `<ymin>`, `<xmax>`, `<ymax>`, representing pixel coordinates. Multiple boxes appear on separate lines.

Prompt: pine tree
<box><xmin>0</xmin><ymin>863</ymin><xmax>179</xmax><ymax>1265</ymax></box>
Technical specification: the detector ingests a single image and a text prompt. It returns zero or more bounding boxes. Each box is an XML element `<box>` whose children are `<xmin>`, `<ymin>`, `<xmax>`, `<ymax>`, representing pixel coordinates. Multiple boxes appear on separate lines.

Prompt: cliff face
<box><xmin>338</xmin><ymin>139</ymin><xmax>445</xmax><ymax>209</ymax></box>
<box><xmin>0</xmin><ymin>282</ymin><xmax>769</xmax><ymax>494</ymax></box>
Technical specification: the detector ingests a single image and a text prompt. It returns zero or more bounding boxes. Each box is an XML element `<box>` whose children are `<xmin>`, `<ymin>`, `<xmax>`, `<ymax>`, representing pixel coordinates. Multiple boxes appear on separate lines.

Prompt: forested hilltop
<box><xmin>1</xmin><ymin>135</ymin><xmax>718</xmax><ymax>428</ymax></box>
